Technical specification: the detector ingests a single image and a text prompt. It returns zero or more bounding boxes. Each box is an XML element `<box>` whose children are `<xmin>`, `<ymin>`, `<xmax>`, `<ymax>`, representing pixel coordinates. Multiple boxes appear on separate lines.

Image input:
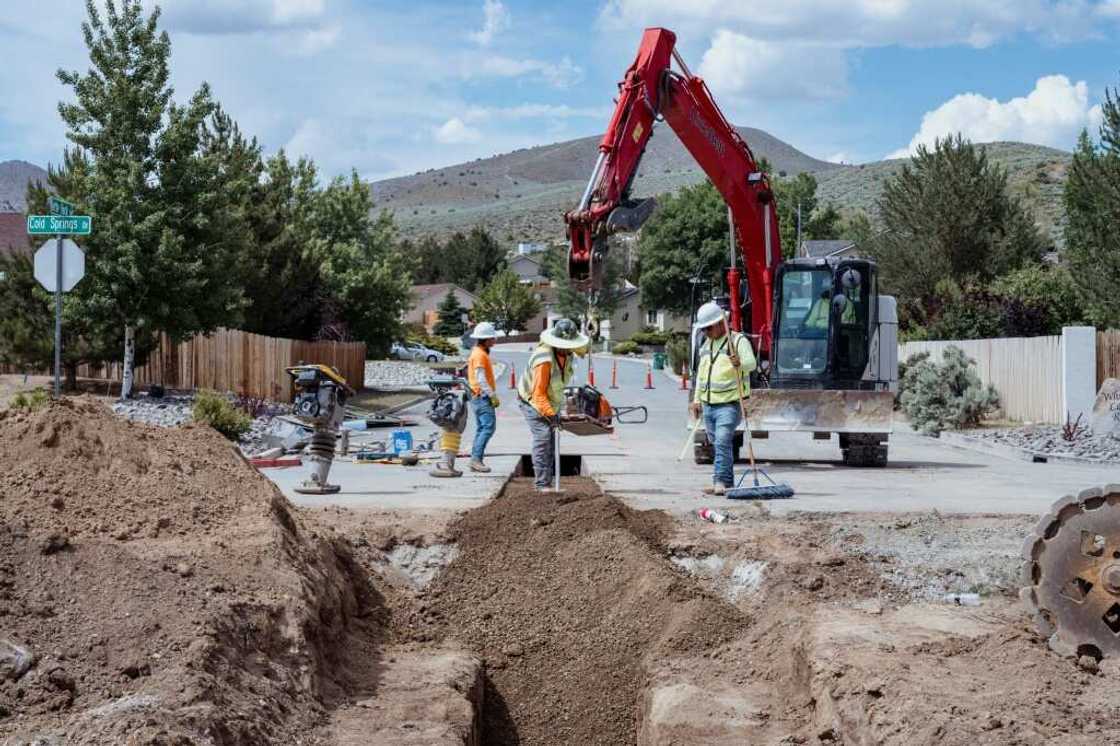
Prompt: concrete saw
<box><xmin>1021</xmin><ymin>484</ymin><xmax>1120</xmax><ymax>659</ymax></box>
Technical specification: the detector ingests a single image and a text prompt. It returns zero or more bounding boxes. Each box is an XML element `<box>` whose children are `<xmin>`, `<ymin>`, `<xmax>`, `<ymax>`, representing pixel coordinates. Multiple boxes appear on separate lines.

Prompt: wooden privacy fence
<box><xmin>75</xmin><ymin>328</ymin><xmax>366</xmax><ymax>401</ymax></box>
<box><xmin>898</xmin><ymin>336</ymin><xmax>1064</xmax><ymax>424</ymax></box>
<box><xmin>1099</xmin><ymin>330</ymin><xmax>1120</xmax><ymax>388</ymax></box>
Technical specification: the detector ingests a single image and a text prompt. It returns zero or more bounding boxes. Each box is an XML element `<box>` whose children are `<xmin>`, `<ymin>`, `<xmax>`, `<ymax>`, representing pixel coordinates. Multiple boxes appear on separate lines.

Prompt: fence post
<box><xmin>1062</xmin><ymin>326</ymin><xmax>1097</xmax><ymax>423</ymax></box>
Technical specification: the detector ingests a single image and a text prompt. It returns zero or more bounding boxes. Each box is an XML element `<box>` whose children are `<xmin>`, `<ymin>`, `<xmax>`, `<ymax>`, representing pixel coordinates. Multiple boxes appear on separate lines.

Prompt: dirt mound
<box><xmin>415</xmin><ymin>477</ymin><xmax>746</xmax><ymax>745</ymax></box>
<box><xmin>0</xmin><ymin>399</ymin><xmax>386</xmax><ymax>744</ymax></box>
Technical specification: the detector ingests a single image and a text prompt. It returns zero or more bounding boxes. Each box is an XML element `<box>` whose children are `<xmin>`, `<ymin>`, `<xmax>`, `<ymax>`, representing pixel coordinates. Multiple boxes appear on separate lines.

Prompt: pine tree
<box><xmin>870</xmin><ymin>135</ymin><xmax>1046</xmax><ymax>328</ymax></box>
<box><xmin>433</xmin><ymin>290</ymin><xmax>468</xmax><ymax>337</ymax></box>
<box><xmin>56</xmin><ymin>0</ymin><xmax>243</xmax><ymax>397</ymax></box>
<box><xmin>1065</xmin><ymin>82</ymin><xmax>1120</xmax><ymax>328</ymax></box>
<box><xmin>473</xmin><ymin>270</ymin><xmax>542</xmax><ymax>334</ymax></box>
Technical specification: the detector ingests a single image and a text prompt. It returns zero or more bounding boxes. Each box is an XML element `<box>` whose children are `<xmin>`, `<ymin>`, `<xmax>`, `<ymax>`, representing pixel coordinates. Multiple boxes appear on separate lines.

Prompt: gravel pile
<box><xmin>969</xmin><ymin>424</ymin><xmax>1120</xmax><ymax>462</ymax></box>
<box><xmin>364</xmin><ymin>361</ymin><xmax>439</xmax><ymax>389</ymax></box>
<box><xmin>110</xmin><ymin>393</ymin><xmax>288</xmax><ymax>455</ymax></box>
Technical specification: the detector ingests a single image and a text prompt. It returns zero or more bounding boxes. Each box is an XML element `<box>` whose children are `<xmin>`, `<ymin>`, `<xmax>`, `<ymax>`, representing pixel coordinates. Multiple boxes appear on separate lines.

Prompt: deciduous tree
<box><xmin>473</xmin><ymin>270</ymin><xmax>541</xmax><ymax>334</ymax></box>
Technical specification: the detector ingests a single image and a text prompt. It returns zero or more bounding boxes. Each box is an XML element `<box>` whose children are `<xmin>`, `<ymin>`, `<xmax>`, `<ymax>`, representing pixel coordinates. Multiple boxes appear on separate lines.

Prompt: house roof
<box><xmin>0</xmin><ymin>213</ymin><xmax>31</xmax><ymax>257</ymax></box>
<box><xmin>800</xmin><ymin>239</ymin><xmax>856</xmax><ymax>258</ymax></box>
<box><xmin>410</xmin><ymin>283</ymin><xmax>478</xmax><ymax>302</ymax></box>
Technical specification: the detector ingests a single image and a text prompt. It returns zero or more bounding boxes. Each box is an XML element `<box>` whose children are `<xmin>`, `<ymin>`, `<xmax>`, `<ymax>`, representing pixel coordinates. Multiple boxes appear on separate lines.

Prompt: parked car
<box><xmin>391</xmin><ymin>341</ymin><xmax>445</xmax><ymax>363</ymax></box>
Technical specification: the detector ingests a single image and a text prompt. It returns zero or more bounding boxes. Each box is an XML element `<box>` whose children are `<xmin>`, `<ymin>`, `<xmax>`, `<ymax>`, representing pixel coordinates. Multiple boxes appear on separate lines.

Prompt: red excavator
<box><xmin>566</xmin><ymin>27</ymin><xmax>897</xmax><ymax>466</ymax></box>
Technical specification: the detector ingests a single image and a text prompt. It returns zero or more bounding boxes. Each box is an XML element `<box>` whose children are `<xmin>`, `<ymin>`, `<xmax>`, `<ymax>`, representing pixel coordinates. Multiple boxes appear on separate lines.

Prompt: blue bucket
<box><xmin>391</xmin><ymin>430</ymin><xmax>413</xmax><ymax>455</ymax></box>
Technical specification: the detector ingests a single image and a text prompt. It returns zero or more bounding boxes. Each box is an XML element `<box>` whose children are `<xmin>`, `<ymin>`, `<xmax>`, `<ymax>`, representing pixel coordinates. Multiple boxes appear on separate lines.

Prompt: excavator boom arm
<box><xmin>565</xmin><ymin>27</ymin><xmax>781</xmax><ymax>356</ymax></box>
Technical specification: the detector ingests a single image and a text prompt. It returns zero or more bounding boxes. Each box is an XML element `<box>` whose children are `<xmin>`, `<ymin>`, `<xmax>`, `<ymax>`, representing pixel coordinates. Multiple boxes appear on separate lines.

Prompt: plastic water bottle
<box><xmin>942</xmin><ymin>593</ymin><xmax>981</xmax><ymax>607</ymax></box>
<box><xmin>697</xmin><ymin>508</ymin><xmax>728</xmax><ymax>524</ymax></box>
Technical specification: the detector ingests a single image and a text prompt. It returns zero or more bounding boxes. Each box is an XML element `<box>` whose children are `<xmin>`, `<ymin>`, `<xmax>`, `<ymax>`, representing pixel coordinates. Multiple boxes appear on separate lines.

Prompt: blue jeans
<box><xmin>471</xmin><ymin>396</ymin><xmax>496</xmax><ymax>462</ymax></box>
<box><xmin>704</xmin><ymin>402</ymin><xmax>742</xmax><ymax>487</ymax></box>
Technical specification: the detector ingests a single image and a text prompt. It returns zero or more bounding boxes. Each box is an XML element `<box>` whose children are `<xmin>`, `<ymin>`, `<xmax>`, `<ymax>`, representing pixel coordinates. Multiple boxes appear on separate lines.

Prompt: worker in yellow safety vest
<box><xmin>805</xmin><ymin>290</ymin><xmax>857</xmax><ymax>330</ymax></box>
<box><xmin>688</xmin><ymin>301</ymin><xmax>757</xmax><ymax>495</ymax></box>
<box><xmin>518</xmin><ymin>318</ymin><xmax>589</xmax><ymax>491</ymax></box>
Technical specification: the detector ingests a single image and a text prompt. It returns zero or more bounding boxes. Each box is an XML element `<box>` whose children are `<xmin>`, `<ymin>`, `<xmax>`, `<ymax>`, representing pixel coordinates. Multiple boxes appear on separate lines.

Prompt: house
<box><xmin>509</xmin><ymin>253</ymin><xmax>548</xmax><ymax>286</ymax></box>
<box><xmin>405</xmin><ymin>283</ymin><xmax>477</xmax><ymax>333</ymax></box>
<box><xmin>799</xmin><ymin>239</ymin><xmax>859</xmax><ymax>259</ymax></box>
<box><xmin>517</xmin><ymin>242</ymin><xmax>547</xmax><ymax>256</ymax></box>
<box><xmin>606</xmin><ymin>285</ymin><xmax>689</xmax><ymax>341</ymax></box>
<box><xmin>0</xmin><ymin>213</ymin><xmax>32</xmax><ymax>257</ymax></box>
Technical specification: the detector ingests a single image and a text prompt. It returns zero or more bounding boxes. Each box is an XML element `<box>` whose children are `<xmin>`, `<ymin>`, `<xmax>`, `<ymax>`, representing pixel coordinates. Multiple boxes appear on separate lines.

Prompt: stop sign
<box><xmin>34</xmin><ymin>239</ymin><xmax>85</xmax><ymax>293</ymax></box>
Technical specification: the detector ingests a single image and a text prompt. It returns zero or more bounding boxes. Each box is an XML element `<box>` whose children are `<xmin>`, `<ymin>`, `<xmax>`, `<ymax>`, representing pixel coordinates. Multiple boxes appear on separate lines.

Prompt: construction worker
<box><xmin>688</xmin><ymin>301</ymin><xmax>757</xmax><ymax>495</ymax></box>
<box><xmin>467</xmin><ymin>321</ymin><xmax>500</xmax><ymax>473</ymax></box>
<box><xmin>518</xmin><ymin>318</ymin><xmax>589</xmax><ymax>491</ymax></box>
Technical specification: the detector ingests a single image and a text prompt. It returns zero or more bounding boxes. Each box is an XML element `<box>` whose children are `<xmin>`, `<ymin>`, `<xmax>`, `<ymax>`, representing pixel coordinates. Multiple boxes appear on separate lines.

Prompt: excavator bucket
<box><xmin>745</xmin><ymin>389</ymin><xmax>894</xmax><ymax>434</ymax></box>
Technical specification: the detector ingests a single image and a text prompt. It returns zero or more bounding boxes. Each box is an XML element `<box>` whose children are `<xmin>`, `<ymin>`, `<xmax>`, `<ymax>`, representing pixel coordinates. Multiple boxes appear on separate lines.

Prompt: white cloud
<box><xmin>159</xmin><ymin>0</ymin><xmax>329</xmax><ymax>34</ymax></box>
<box><xmin>1099</xmin><ymin>0</ymin><xmax>1120</xmax><ymax>17</ymax></box>
<box><xmin>889</xmin><ymin>75</ymin><xmax>1104</xmax><ymax>158</ymax></box>
<box><xmin>467</xmin><ymin>54</ymin><xmax>584</xmax><ymax>88</ymax></box>
<box><xmin>463</xmin><ymin>103</ymin><xmax>612</xmax><ymax>122</ymax></box>
<box><xmin>295</xmin><ymin>25</ymin><xmax>341</xmax><ymax>55</ymax></box>
<box><xmin>469</xmin><ymin>0</ymin><xmax>512</xmax><ymax>46</ymax></box>
<box><xmin>433</xmin><ymin>117</ymin><xmax>483</xmax><ymax>145</ymax></box>
<box><xmin>598</xmin><ymin>0</ymin><xmax>1102</xmax><ymax>47</ymax></box>
<box><xmin>698</xmin><ymin>30</ymin><xmax>847</xmax><ymax>101</ymax></box>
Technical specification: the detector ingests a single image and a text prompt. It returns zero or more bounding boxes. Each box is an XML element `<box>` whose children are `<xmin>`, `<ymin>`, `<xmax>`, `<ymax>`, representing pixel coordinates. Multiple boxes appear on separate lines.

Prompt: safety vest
<box><xmin>695</xmin><ymin>333</ymin><xmax>755</xmax><ymax>405</ymax></box>
<box><xmin>806</xmin><ymin>297</ymin><xmax>856</xmax><ymax>329</ymax></box>
<box><xmin>518</xmin><ymin>345</ymin><xmax>573</xmax><ymax>414</ymax></box>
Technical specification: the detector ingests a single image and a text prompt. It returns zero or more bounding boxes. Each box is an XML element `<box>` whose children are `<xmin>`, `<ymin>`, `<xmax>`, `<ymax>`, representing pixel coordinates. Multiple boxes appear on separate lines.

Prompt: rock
<box><xmin>49</xmin><ymin>496</ymin><xmax>64</xmax><ymax>511</ymax></box>
<box><xmin>175</xmin><ymin>562</ymin><xmax>194</xmax><ymax>578</ymax></box>
<box><xmin>502</xmin><ymin>643</ymin><xmax>524</xmax><ymax>657</ymax></box>
<box><xmin>38</xmin><ymin>532</ymin><xmax>70</xmax><ymax>555</ymax></box>
<box><xmin>46</xmin><ymin>667</ymin><xmax>76</xmax><ymax>692</ymax></box>
<box><xmin>0</xmin><ymin>638</ymin><xmax>36</xmax><ymax>681</ymax></box>
<box><xmin>120</xmin><ymin>660</ymin><xmax>151</xmax><ymax>679</ymax></box>
<box><xmin>803</xmin><ymin>575</ymin><xmax>826</xmax><ymax>591</ymax></box>
<box><xmin>1077</xmin><ymin>654</ymin><xmax>1099</xmax><ymax>674</ymax></box>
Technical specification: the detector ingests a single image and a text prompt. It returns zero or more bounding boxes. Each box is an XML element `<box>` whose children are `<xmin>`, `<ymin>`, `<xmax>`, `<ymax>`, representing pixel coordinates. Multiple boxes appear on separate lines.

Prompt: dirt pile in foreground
<box><xmin>0</xmin><ymin>399</ymin><xmax>386</xmax><ymax>744</ymax></box>
<box><xmin>412</xmin><ymin>477</ymin><xmax>746</xmax><ymax>745</ymax></box>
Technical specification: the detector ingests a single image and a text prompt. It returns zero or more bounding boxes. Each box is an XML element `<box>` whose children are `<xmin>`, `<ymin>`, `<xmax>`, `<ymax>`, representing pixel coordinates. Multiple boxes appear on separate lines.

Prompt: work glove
<box><xmin>489</xmin><ymin>394</ymin><xmax>500</xmax><ymax>408</ymax></box>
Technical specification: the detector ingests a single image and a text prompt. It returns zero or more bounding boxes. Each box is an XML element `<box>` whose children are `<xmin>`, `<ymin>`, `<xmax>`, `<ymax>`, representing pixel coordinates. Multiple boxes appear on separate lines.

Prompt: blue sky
<box><xmin>1</xmin><ymin>0</ymin><xmax>1117</xmax><ymax>180</ymax></box>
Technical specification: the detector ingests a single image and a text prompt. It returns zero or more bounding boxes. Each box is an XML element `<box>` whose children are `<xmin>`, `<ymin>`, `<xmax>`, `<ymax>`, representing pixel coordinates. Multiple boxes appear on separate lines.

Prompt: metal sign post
<box><xmin>54</xmin><ymin>234</ymin><xmax>62</xmax><ymax>397</ymax></box>
<box><xmin>29</xmin><ymin>206</ymin><xmax>91</xmax><ymax>398</ymax></box>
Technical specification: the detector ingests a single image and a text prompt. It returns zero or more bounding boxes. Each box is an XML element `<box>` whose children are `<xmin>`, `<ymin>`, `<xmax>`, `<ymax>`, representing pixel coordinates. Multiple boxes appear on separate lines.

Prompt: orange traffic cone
<box><xmin>610</xmin><ymin>360</ymin><xmax>619</xmax><ymax>389</ymax></box>
<box><xmin>588</xmin><ymin>357</ymin><xmax>596</xmax><ymax>387</ymax></box>
<box><xmin>644</xmin><ymin>364</ymin><xmax>655</xmax><ymax>390</ymax></box>
<box><xmin>509</xmin><ymin>367</ymin><xmax>517</xmax><ymax>390</ymax></box>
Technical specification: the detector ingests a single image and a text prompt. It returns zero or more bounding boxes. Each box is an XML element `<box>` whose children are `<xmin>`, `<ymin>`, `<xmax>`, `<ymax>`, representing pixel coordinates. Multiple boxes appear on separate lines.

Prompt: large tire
<box><xmin>427</xmin><ymin>355</ymin><xmax>438</xmax><ymax>363</ymax></box>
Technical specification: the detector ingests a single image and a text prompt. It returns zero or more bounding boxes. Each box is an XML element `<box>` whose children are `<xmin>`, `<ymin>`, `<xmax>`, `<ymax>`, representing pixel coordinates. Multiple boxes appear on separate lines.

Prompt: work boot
<box><xmin>702</xmin><ymin>484</ymin><xmax>727</xmax><ymax>496</ymax></box>
<box><xmin>430</xmin><ymin>454</ymin><xmax>462</xmax><ymax>478</ymax></box>
<box><xmin>469</xmin><ymin>459</ymin><xmax>491</xmax><ymax>473</ymax></box>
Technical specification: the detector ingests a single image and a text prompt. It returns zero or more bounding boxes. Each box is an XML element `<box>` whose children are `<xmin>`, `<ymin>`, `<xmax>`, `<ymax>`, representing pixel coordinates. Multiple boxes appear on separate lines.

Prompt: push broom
<box><xmin>720</xmin><ymin>312</ymin><xmax>795</xmax><ymax>500</ymax></box>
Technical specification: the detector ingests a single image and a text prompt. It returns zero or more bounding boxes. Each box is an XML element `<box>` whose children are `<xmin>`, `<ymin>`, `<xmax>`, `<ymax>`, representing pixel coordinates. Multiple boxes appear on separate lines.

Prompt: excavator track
<box><xmin>1020</xmin><ymin>485</ymin><xmax>1120</xmax><ymax>659</ymax></box>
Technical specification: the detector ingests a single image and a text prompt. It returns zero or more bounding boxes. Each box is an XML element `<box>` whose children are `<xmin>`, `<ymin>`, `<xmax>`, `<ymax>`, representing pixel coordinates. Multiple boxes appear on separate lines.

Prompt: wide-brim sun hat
<box><xmin>540</xmin><ymin>318</ymin><xmax>590</xmax><ymax>350</ymax></box>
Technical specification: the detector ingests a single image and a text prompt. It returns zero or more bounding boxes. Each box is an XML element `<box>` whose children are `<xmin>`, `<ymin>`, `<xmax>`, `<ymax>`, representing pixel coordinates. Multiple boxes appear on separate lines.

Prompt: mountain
<box><xmin>370</xmin><ymin>131</ymin><xmax>1072</xmax><ymax>248</ymax></box>
<box><xmin>0</xmin><ymin>160</ymin><xmax>49</xmax><ymax>212</ymax></box>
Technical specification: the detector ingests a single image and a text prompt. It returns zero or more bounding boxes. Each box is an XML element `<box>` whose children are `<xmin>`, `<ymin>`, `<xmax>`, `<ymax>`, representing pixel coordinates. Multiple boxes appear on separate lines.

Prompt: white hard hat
<box><xmin>694</xmin><ymin>301</ymin><xmax>726</xmax><ymax>331</ymax></box>
<box><xmin>540</xmin><ymin>318</ymin><xmax>590</xmax><ymax>350</ymax></box>
<box><xmin>470</xmin><ymin>321</ymin><xmax>498</xmax><ymax>339</ymax></box>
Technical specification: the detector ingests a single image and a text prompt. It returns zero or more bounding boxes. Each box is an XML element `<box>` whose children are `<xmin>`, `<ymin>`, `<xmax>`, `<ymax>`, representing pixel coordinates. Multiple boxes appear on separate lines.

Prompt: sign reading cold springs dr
<box><xmin>1092</xmin><ymin>378</ymin><xmax>1120</xmax><ymax>439</ymax></box>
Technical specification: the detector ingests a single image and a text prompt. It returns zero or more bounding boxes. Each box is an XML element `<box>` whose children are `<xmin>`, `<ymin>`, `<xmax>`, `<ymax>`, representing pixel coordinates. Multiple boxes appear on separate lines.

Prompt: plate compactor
<box><xmin>287</xmin><ymin>364</ymin><xmax>354</xmax><ymax>495</ymax></box>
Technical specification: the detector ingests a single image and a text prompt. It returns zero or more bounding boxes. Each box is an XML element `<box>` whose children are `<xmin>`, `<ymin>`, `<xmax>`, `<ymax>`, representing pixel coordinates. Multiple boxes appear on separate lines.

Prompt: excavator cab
<box><xmin>771</xmin><ymin>258</ymin><xmax>882</xmax><ymax>390</ymax></box>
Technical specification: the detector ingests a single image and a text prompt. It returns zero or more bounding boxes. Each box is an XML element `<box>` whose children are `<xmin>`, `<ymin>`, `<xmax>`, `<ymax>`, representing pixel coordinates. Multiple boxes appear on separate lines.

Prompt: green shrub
<box><xmin>666</xmin><ymin>335</ymin><xmax>691</xmax><ymax>374</ymax></box>
<box><xmin>630</xmin><ymin>328</ymin><xmax>671</xmax><ymax>346</ymax></box>
<box><xmin>10</xmin><ymin>388</ymin><xmax>49</xmax><ymax>411</ymax></box>
<box><xmin>899</xmin><ymin>346</ymin><xmax>1000</xmax><ymax>435</ymax></box>
<box><xmin>613</xmin><ymin>340</ymin><xmax>640</xmax><ymax>356</ymax></box>
<box><xmin>193</xmin><ymin>389</ymin><xmax>252</xmax><ymax>441</ymax></box>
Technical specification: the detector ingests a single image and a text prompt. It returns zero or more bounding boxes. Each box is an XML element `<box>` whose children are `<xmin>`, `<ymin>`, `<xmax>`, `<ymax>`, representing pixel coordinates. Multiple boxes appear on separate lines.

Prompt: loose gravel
<box><xmin>110</xmin><ymin>393</ymin><xmax>288</xmax><ymax>455</ymax></box>
<box><xmin>967</xmin><ymin>424</ymin><xmax>1120</xmax><ymax>462</ymax></box>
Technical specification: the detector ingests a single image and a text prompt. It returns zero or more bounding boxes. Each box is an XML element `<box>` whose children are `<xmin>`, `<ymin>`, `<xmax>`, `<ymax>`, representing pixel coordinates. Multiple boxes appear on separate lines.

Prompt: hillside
<box><xmin>371</xmin><ymin>126</ymin><xmax>840</xmax><ymax>242</ymax></box>
<box><xmin>0</xmin><ymin>160</ymin><xmax>48</xmax><ymax>212</ymax></box>
<box><xmin>371</xmin><ymin>132</ymin><xmax>1071</xmax><ymax>249</ymax></box>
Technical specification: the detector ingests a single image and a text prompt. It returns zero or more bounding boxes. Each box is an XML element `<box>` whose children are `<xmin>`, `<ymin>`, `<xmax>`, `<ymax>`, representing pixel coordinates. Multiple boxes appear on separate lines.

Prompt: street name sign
<box><xmin>34</xmin><ymin>239</ymin><xmax>85</xmax><ymax>293</ymax></box>
<box><xmin>27</xmin><ymin>214</ymin><xmax>92</xmax><ymax>235</ymax></box>
<box><xmin>48</xmin><ymin>196</ymin><xmax>75</xmax><ymax>216</ymax></box>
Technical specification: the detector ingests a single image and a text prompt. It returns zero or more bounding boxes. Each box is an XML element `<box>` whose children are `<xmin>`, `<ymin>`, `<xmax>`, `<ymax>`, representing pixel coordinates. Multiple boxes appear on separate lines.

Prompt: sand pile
<box><xmin>0</xmin><ymin>399</ymin><xmax>385</xmax><ymax>745</ymax></box>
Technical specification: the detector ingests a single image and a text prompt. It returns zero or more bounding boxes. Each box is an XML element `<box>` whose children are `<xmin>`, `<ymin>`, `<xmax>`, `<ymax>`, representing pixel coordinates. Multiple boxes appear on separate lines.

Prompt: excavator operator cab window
<box><xmin>833</xmin><ymin>264</ymin><xmax>872</xmax><ymax>381</ymax></box>
<box><xmin>775</xmin><ymin>267</ymin><xmax>832</xmax><ymax>376</ymax></box>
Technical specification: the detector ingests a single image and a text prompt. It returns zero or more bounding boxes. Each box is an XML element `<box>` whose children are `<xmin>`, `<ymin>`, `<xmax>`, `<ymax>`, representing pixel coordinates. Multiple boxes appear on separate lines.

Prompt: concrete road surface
<box><xmin>270</xmin><ymin>344</ymin><xmax>1118</xmax><ymax>517</ymax></box>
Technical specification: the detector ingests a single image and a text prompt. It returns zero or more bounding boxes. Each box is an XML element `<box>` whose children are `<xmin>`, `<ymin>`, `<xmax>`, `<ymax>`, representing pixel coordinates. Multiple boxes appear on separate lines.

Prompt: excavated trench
<box><xmin>407</xmin><ymin>476</ymin><xmax>749</xmax><ymax>745</ymax></box>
